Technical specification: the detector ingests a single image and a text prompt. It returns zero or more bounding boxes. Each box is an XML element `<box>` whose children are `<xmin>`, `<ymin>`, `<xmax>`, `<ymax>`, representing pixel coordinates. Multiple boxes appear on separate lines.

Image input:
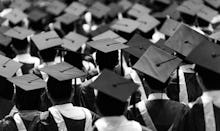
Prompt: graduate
<box><xmin>172</xmin><ymin>38</ymin><xmax>220</xmax><ymax>131</ymax></box>
<box><xmin>37</xmin><ymin>62</ymin><xmax>99</xmax><ymax>131</ymax></box>
<box><xmin>90</xmin><ymin>69</ymin><xmax>151</xmax><ymax>131</ymax></box>
<box><xmin>126</xmin><ymin>45</ymin><xmax>190</xmax><ymax>131</ymax></box>
<box><xmin>0</xmin><ymin>74</ymin><xmax>45</xmax><ymax>131</ymax></box>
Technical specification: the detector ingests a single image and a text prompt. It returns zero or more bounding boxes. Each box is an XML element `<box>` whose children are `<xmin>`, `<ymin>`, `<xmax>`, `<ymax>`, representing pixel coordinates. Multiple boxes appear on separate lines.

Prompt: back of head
<box><xmin>14</xmin><ymin>86</ymin><xmax>44</xmax><ymax>111</ymax></box>
<box><xmin>39</xmin><ymin>48</ymin><xmax>57</xmax><ymax>63</ymax></box>
<box><xmin>12</xmin><ymin>39</ymin><xmax>29</xmax><ymax>55</ymax></box>
<box><xmin>47</xmin><ymin>76</ymin><xmax>73</xmax><ymax>104</ymax></box>
<box><xmin>195</xmin><ymin>65</ymin><xmax>220</xmax><ymax>91</ymax></box>
<box><xmin>96</xmin><ymin>91</ymin><xmax>127</xmax><ymax>116</ymax></box>
<box><xmin>96</xmin><ymin>50</ymin><xmax>119</xmax><ymax>71</ymax></box>
<box><xmin>144</xmin><ymin>75</ymin><xmax>170</xmax><ymax>92</ymax></box>
<box><xmin>64</xmin><ymin>51</ymin><xmax>84</xmax><ymax>70</ymax></box>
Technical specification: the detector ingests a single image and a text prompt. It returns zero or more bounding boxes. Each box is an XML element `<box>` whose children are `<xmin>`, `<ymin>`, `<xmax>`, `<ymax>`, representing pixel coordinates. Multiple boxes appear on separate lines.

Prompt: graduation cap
<box><xmin>210</xmin><ymin>31</ymin><xmax>220</xmax><ymax>41</ymax></box>
<box><xmin>90</xmin><ymin>24</ymin><xmax>110</xmax><ymax>37</ymax></box>
<box><xmin>62</xmin><ymin>32</ymin><xmax>88</xmax><ymax>52</ymax></box>
<box><xmin>0</xmin><ymin>55</ymin><xmax>23</xmax><ymax>78</ymax></box>
<box><xmin>65</xmin><ymin>2</ymin><xmax>87</xmax><ymax>16</ymax></box>
<box><xmin>31</xmin><ymin>31</ymin><xmax>62</xmax><ymax>51</ymax></box>
<box><xmin>55</xmin><ymin>13</ymin><xmax>79</xmax><ymax>25</ymax></box>
<box><xmin>196</xmin><ymin>5</ymin><xmax>218</xmax><ymax>24</ymax></box>
<box><xmin>118</xmin><ymin>0</ymin><xmax>132</xmax><ymax>12</ymax></box>
<box><xmin>7</xmin><ymin>74</ymin><xmax>46</xmax><ymax>91</ymax></box>
<box><xmin>165</xmin><ymin>24</ymin><xmax>208</xmax><ymax>57</ymax></box>
<box><xmin>111</xmin><ymin>18</ymin><xmax>140</xmax><ymax>33</ymax></box>
<box><xmin>152</xmin><ymin>2</ymin><xmax>180</xmax><ymax>20</ymax></box>
<box><xmin>92</xmin><ymin>30</ymin><xmax>127</xmax><ymax>44</ymax></box>
<box><xmin>4</xmin><ymin>26</ymin><xmax>34</xmax><ymax>40</ymax></box>
<box><xmin>4</xmin><ymin>8</ymin><xmax>27</xmax><ymax>24</ymax></box>
<box><xmin>88</xmin><ymin>2</ymin><xmax>110</xmax><ymax>19</ymax></box>
<box><xmin>10</xmin><ymin>0</ymin><xmax>31</xmax><ymax>11</ymax></box>
<box><xmin>108</xmin><ymin>3</ymin><xmax>123</xmax><ymax>18</ymax></box>
<box><xmin>46</xmin><ymin>0</ymin><xmax>66</xmax><ymax>16</ymax></box>
<box><xmin>176</xmin><ymin>1</ymin><xmax>203</xmax><ymax>16</ymax></box>
<box><xmin>90</xmin><ymin>69</ymin><xmax>139</xmax><ymax>102</ymax></box>
<box><xmin>0</xmin><ymin>17</ymin><xmax>6</xmax><ymax>25</ymax></box>
<box><xmin>186</xmin><ymin>39</ymin><xmax>220</xmax><ymax>74</ymax></box>
<box><xmin>0</xmin><ymin>26</ymin><xmax>12</xmax><ymax>47</ymax></box>
<box><xmin>124</xmin><ymin>33</ymin><xmax>152</xmax><ymax>58</ymax></box>
<box><xmin>160</xmin><ymin>18</ymin><xmax>181</xmax><ymax>37</ymax></box>
<box><xmin>133</xmin><ymin>45</ymin><xmax>182</xmax><ymax>83</ymax></box>
<box><xmin>127</xmin><ymin>3</ymin><xmax>151</xmax><ymax>19</ymax></box>
<box><xmin>39</xmin><ymin>62</ymin><xmax>87</xmax><ymax>81</ymax></box>
<box><xmin>204</xmin><ymin>0</ymin><xmax>220</xmax><ymax>9</ymax></box>
<box><xmin>28</xmin><ymin>8</ymin><xmax>48</xmax><ymax>22</ymax></box>
<box><xmin>154</xmin><ymin>39</ymin><xmax>175</xmax><ymax>54</ymax></box>
<box><xmin>154</xmin><ymin>0</ymin><xmax>171</xmax><ymax>5</ymax></box>
<box><xmin>87</xmin><ymin>38</ymin><xmax>128</xmax><ymax>53</ymax></box>
<box><xmin>137</xmin><ymin>14</ymin><xmax>160</xmax><ymax>33</ymax></box>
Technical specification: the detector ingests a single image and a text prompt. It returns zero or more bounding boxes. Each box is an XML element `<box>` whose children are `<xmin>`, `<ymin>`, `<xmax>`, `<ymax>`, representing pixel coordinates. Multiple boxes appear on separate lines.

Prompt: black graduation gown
<box><xmin>37</xmin><ymin>111</ymin><xmax>99</xmax><ymax>131</ymax></box>
<box><xmin>0</xmin><ymin>114</ymin><xmax>40</xmax><ymax>131</ymax></box>
<box><xmin>172</xmin><ymin>98</ymin><xmax>220</xmax><ymax>131</ymax></box>
<box><xmin>126</xmin><ymin>100</ymin><xmax>189</xmax><ymax>131</ymax></box>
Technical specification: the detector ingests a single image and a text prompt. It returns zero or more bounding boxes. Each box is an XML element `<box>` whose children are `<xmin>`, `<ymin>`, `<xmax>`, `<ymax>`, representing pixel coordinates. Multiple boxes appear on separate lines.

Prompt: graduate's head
<box><xmin>195</xmin><ymin>65</ymin><xmax>220</xmax><ymax>91</ymax></box>
<box><xmin>14</xmin><ymin>86</ymin><xmax>44</xmax><ymax>111</ymax></box>
<box><xmin>11</xmin><ymin>39</ymin><xmax>30</xmax><ymax>55</ymax></box>
<box><xmin>96</xmin><ymin>50</ymin><xmax>119</xmax><ymax>71</ymax></box>
<box><xmin>38</xmin><ymin>48</ymin><xmax>57</xmax><ymax>63</ymax></box>
<box><xmin>144</xmin><ymin>75</ymin><xmax>170</xmax><ymax>93</ymax></box>
<box><xmin>64</xmin><ymin>51</ymin><xmax>84</xmax><ymax>70</ymax></box>
<box><xmin>1</xmin><ymin>0</ymin><xmax>13</xmax><ymax>8</ymax></box>
<box><xmin>47</xmin><ymin>76</ymin><xmax>73</xmax><ymax>105</ymax></box>
<box><xmin>96</xmin><ymin>91</ymin><xmax>128</xmax><ymax>116</ymax></box>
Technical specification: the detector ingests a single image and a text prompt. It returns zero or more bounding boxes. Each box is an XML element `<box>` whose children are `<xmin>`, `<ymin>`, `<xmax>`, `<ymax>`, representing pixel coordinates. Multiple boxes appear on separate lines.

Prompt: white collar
<box><xmin>148</xmin><ymin>93</ymin><xmax>169</xmax><ymax>101</ymax></box>
<box><xmin>15</xmin><ymin>53</ymin><xmax>31</xmax><ymax>59</ymax></box>
<box><xmin>51</xmin><ymin>103</ymin><xmax>86</xmax><ymax>120</ymax></box>
<box><xmin>202</xmin><ymin>91</ymin><xmax>220</xmax><ymax>107</ymax></box>
<box><xmin>95</xmin><ymin>116</ymin><xmax>127</xmax><ymax>129</ymax></box>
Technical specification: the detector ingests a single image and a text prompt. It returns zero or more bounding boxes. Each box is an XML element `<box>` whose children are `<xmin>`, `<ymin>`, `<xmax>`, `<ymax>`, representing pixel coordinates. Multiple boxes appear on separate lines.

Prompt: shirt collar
<box><xmin>202</xmin><ymin>91</ymin><xmax>220</xmax><ymax>107</ymax></box>
<box><xmin>148</xmin><ymin>93</ymin><xmax>169</xmax><ymax>101</ymax></box>
<box><xmin>95</xmin><ymin>116</ymin><xmax>127</xmax><ymax>129</ymax></box>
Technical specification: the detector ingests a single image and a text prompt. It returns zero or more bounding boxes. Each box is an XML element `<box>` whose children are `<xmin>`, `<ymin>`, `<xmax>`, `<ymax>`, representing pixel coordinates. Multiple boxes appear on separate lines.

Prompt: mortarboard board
<box><xmin>87</xmin><ymin>38</ymin><xmax>129</xmax><ymax>53</ymax></box>
<box><xmin>133</xmin><ymin>45</ymin><xmax>182</xmax><ymax>83</ymax></box>
<box><xmin>4</xmin><ymin>8</ymin><xmax>27</xmax><ymax>24</ymax></box>
<box><xmin>31</xmin><ymin>31</ymin><xmax>62</xmax><ymax>51</ymax></box>
<box><xmin>90</xmin><ymin>24</ymin><xmax>110</xmax><ymax>37</ymax></box>
<box><xmin>165</xmin><ymin>24</ymin><xmax>208</xmax><ymax>57</ymax></box>
<box><xmin>186</xmin><ymin>39</ymin><xmax>220</xmax><ymax>74</ymax></box>
<box><xmin>176</xmin><ymin>1</ymin><xmax>203</xmax><ymax>16</ymax></box>
<box><xmin>4</xmin><ymin>26</ymin><xmax>34</xmax><ymax>40</ymax></box>
<box><xmin>154</xmin><ymin>39</ymin><xmax>175</xmax><ymax>54</ymax></box>
<box><xmin>118</xmin><ymin>0</ymin><xmax>132</xmax><ymax>12</ymax></box>
<box><xmin>56</xmin><ymin>13</ymin><xmax>79</xmax><ymax>25</ymax></box>
<box><xmin>39</xmin><ymin>62</ymin><xmax>87</xmax><ymax>81</ymax></box>
<box><xmin>137</xmin><ymin>14</ymin><xmax>160</xmax><ymax>33</ymax></box>
<box><xmin>28</xmin><ymin>8</ymin><xmax>48</xmax><ymax>22</ymax></box>
<box><xmin>92</xmin><ymin>30</ymin><xmax>127</xmax><ymax>44</ymax></box>
<box><xmin>62</xmin><ymin>32</ymin><xmax>88</xmax><ymax>52</ymax></box>
<box><xmin>90</xmin><ymin>69</ymin><xmax>139</xmax><ymax>102</ymax></box>
<box><xmin>7</xmin><ymin>74</ymin><xmax>46</xmax><ymax>91</ymax></box>
<box><xmin>204</xmin><ymin>0</ymin><xmax>220</xmax><ymax>9</ymax></box>
<box><xmin>0</xmin><ymin>55</ymin><xmax>23</xmax><ymax>78</ymax></box>
<box><xmin>124</xmin><ymin>33</ymin><xmax>152</xmax><ymax>58</ymax></box>
<box><xmin>10</xmin><ymin>0</ymin><xmax>31</xmax><ymax>11</ymax></box>
<box><xmin>196</xmin><ymin>5</ymin><xmax>218</xmax><ymax>23</ymax></box>
<box><xmin>88</xmin><ymin>2</ymin><xmax>110</xmax><ymax>19</ymax></box>
<box><xmin>79</xmin><ymin>0</ymin><xmax>94</xmax><ymax>6</ymax></box>
<box><xmin>111</xmin><ymin>18</ymin><xmax>140</xmax><ymax>33</ymax></box>
<box><xmin>210</xmin><ymin>31</ymin><xmax>220</xmax><ymax>41</ymax></box>
<box><xmin>0</xmin><ymin>26</ymin><xmax>12</xmax><ymax>47</ymax></box>
<box><xmin>46</xmin><ymin>0</ymin><xmax>66</xmax><ymax>16</ymax></box>
<box><xmin>65</xmin><ymin>2</ymin><xmax>87</xmax><ymax>16</ymax></box>
<box><xmin>127</xmin><ymin>3</ymin><xmax>151</xmax><ymax>19</ymax></box>
<box><xmin>108</xmin><ymin>3</ymin><xmax>123</xmax><ymax>18</ymax></box>
<box><xmin>160</xmin><ymin>18</ymin><xmax>181</xmax><ymax>37</ymax></box>
<box><xmin>0</xmin><ymin>17</ymin><xmax>6</xmax><ymax>25</ymax></box>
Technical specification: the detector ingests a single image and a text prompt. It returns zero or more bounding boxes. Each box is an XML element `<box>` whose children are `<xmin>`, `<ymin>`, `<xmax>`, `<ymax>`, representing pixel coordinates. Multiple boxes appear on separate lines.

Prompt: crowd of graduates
<box><xmin>0</xmin><ymin>0</ymin><xmax>220</xmax><ymax>130</ymax></box>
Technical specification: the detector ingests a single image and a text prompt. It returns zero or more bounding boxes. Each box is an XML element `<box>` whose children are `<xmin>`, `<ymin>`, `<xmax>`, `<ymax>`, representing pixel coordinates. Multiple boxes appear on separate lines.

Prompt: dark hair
<box><xmin>96</xmin><ymin>50</ymin><xmax>119</xmax><ymax>71</ymax></box>
<box><xmin>14</xmin><ymin>87</ymin><xmax>44</xmax><ymax>110</ymax></box>
<box><xmin>64</xmin><ymin>51</ymin><xmax>84</xmax><ymax>70</ymax></box>
<box><xmin>144</xmin><ymin>75</ymin><xmax>170</xmax><ymax>91</ymax></box>
<box><xmin>180</xmin><ymin>13</ymin><xmax>195</xmax><ymax>26</ymax></box>
<box><xmin>195</xmin><ymin>65</ymin><xmax>220</xmax><ymax>90</ymax></box>
<box><xmin>12</xmin><ymin>39</ymin><xmax>29</xmax><ymax>54</ymax></box>
<box><xmin>39</xmin><ymin>48</ymin><xmax>57</xmax><ymax>63</ymax></box>
<box><xmin>96</xmin><ymin>91</ymin><xmax>127</xmax><ymax>116</ymax></box>
<box><xmin>47</xmin><ymin>76</ymin><xmax>73</xmax><ymax>103</ymax></box>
